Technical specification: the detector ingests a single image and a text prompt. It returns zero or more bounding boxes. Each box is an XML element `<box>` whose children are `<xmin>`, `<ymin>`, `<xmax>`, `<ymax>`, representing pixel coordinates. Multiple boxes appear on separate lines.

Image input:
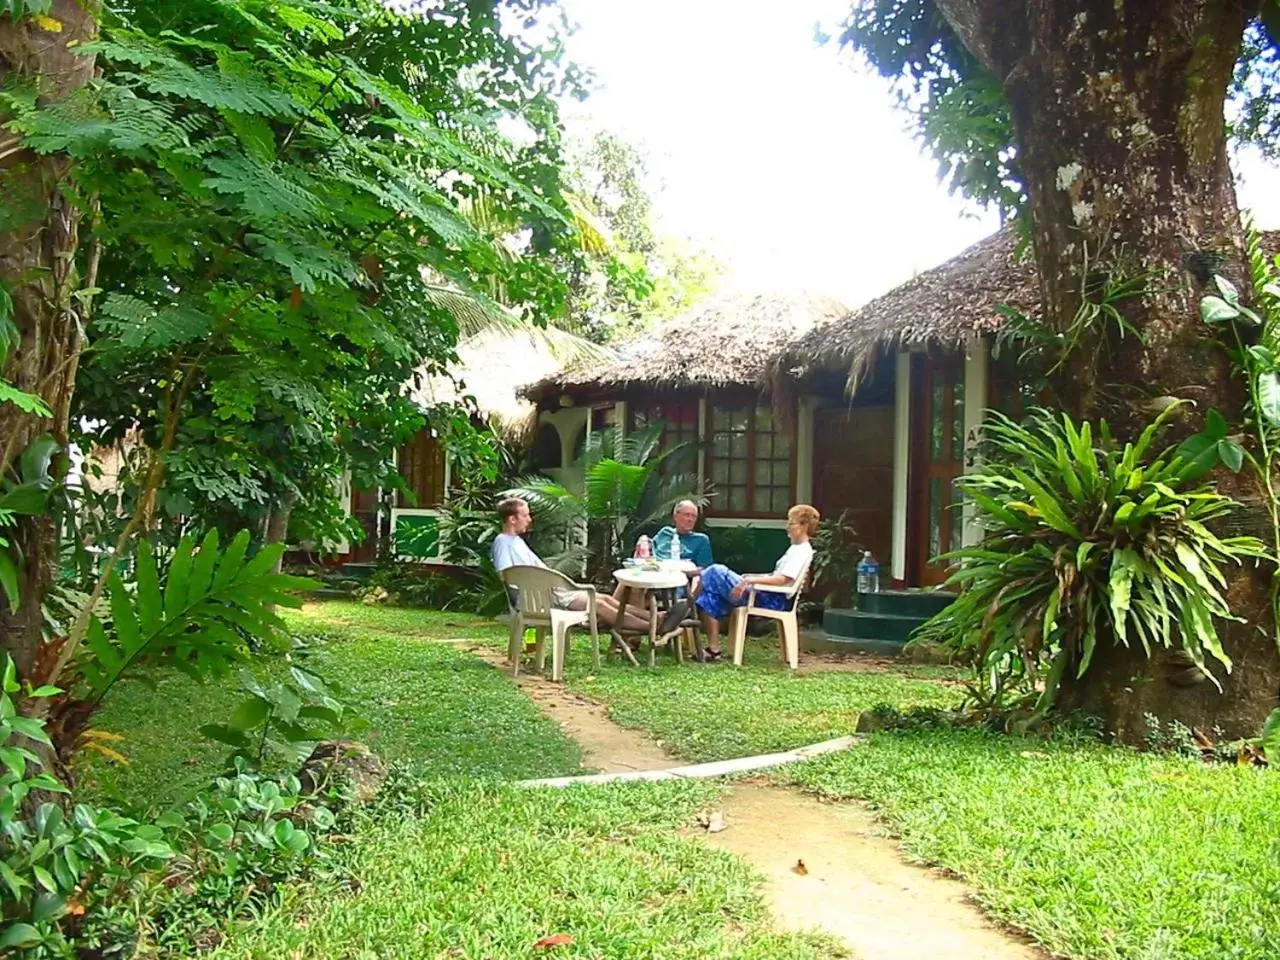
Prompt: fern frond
<box><xmin>99</xmin><ymin>294</ymin><xmax>211</xmax><ymax>349</ymax></box>
<box><xmin>78</xmin><ymin>529</ymin><xmax>316</xmax><ymax>701</ymax></box>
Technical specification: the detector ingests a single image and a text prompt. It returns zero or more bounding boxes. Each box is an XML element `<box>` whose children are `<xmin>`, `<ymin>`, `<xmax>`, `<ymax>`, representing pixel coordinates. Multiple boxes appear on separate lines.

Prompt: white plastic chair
<box><xmin>727</xmin><ymin>558</ymin><xmax>812</xmax><ymax>670</ymax></box>
<box><xmin>500</xmin><ymin>565</ymin><xmax>599</xmax><ymax>682</ymax></box>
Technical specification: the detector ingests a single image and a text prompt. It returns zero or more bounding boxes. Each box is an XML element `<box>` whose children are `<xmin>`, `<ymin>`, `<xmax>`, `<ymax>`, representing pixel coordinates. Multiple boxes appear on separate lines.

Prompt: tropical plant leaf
<box><xmin>80</xmin><ymin>530</ymin><xmax>317</xmax><ymax>700</ymax></box>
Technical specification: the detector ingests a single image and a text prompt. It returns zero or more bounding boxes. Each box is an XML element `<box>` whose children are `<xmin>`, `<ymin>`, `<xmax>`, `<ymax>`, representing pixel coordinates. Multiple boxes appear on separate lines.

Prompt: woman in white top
<box><xmin>693</xmin><ymin>504</ymin><xmax>819</xmax><ymax>661</ymax></box>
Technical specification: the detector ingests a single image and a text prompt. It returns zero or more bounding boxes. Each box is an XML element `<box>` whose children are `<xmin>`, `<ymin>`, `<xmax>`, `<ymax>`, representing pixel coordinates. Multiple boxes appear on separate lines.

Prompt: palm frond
<box><xmin>422</xmin><ymin>282</ymin><xmax>612</xmax><ymax>366</ymax></box>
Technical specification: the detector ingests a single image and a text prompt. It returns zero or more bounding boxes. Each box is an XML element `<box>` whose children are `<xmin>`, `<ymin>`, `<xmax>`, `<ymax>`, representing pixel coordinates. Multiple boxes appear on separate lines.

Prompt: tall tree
<box><xmin>562</xmin><ymin>129</ymin><xmax>722</xmax><ymax>341</ymax></box>
<box><xmin>844</xmin><ymin>0</ymin><xmax>1280</xmax><ymax>737</ymax></box>
<box><xmin>0</xmin><ymin>0</ymin><xmax>100</xmax><ymax>676</ymax></box>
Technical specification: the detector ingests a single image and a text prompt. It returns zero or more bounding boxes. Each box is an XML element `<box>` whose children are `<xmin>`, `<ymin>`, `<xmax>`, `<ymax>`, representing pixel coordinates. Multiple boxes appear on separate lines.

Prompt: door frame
<box><xmin>906</xmin><ymin>353</ymin><xmax>966</xmax><ymax>586</ymax></box>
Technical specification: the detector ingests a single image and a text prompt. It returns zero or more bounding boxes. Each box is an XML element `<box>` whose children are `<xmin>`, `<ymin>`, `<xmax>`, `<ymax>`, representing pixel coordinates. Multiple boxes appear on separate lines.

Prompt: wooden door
<box><xmin>349</xmin><ymin>486</ymin><xmax>380</xmax><ymax>562</ymax></box>
<box><xmin>811</xmin><ymin>406</ymin><xmax>893</xmax><ymax>568</ymax></box>
<box><xmin>909</xmin><ymin>355</ymin><xmax>966</xmax><ymax>586</ymax></box>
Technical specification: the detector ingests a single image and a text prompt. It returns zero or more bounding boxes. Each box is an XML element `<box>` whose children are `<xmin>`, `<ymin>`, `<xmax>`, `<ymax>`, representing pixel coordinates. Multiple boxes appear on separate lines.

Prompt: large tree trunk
<box><xmin>936</xmin><ymin>0</ymin><xmax>1279</xmax><ymax>739</ymax></box>
<box><xmin>0</xmin><ymin>1</ymin><xmax>99</xmax><ymax>680</ymax></box>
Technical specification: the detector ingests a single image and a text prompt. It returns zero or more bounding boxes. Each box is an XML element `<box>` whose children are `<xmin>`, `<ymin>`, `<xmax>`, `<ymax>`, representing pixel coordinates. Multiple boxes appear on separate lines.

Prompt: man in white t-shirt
<box><xmin>492</xmin><ymin>498</ymin><xmax>648</xmax><ymax>631</ymax></box>
<box><xmin>693</xmin><ymin>503</ymin><xmax>819</xmax><ymax>661</ymax></box>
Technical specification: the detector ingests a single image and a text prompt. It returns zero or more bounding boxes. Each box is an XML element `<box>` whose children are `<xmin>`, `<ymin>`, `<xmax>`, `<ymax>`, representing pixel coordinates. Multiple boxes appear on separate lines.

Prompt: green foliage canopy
<box><xmin>0</xmin><ymin>0</ymin><xmax>593</xmax><ymax>545</ymax></box>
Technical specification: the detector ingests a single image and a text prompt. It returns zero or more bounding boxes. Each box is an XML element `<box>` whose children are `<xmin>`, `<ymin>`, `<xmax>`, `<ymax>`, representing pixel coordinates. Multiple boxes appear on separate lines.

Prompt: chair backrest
<box><xmin>782</xmin><ymin>556</ymin><xmax>813</xmax><ymax>612</ymax></box>
<box><xmin>500</xmin><ymin>565</ymin><xmax>577</xmax><ymax>618</ymax></box>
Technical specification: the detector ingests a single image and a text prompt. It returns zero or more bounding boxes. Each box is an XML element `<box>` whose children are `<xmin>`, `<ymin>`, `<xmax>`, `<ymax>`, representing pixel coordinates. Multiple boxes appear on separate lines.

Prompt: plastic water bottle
<box><xmin>856</xmin><ymin>551</ymin><xmax>880</xmax><ymax>594</ymax></box>
<box><xmin>670</xmin><ymin>535</ymin><xmax>681</xmax><ymax>562</ymax></box>
<box><xmin>636</xmin><ymin>535</ymin><xmax>651</xmax><ymax>559</ymax></box>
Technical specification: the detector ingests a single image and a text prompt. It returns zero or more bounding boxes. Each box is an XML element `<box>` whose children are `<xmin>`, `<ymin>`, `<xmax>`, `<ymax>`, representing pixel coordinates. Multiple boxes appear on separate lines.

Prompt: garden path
<box><xmin>471</xmin><ymin>645</ymin><xmax>1045</xmax><ymax>960</ymax></box>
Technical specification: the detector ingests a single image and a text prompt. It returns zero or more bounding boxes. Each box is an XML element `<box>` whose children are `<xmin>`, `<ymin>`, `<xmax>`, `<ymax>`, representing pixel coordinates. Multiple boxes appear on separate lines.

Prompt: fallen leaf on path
<box><xmin>533</xmin><ymin>933</ymin><xmax>573</xmax><ymax>949</ymax></box>
<box><xmin>792</xmin><ymin>859</ymin><xmax>808</xmax><ymax>876</ymax></box>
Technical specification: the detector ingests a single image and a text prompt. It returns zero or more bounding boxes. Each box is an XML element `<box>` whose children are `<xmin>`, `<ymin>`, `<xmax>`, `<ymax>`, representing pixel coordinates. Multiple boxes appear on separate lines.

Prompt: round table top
<box><xmin>612</xmin><ymin>567</ymin><xmax>688</xmax><ymax>590</ymax></box>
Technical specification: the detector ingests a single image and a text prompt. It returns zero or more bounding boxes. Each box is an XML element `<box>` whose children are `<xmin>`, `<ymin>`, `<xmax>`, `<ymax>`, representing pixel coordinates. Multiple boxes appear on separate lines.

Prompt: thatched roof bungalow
<box><xmin>778</xmin><ymin>228</ymin><xmax>1038</xmax><ymax>390</ymax></box>
<box><xmin>520</xmin><ymin>291</ymin><xmax>849</xmax><ymax>570</ymax></box>
<box><xmin>523</xmin><ymin>290</ymin><xmax>848</xmax><ymax>401</ymax></box>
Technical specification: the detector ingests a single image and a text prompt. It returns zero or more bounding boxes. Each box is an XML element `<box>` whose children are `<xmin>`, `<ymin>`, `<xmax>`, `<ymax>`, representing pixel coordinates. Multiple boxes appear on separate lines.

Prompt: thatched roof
<box><xmin>411</xmin><ymin>329</ymin><xmax>615</xmax><ymax>440</ymax></box>
<box><xmin>779</xmin><ymin>226</ymin><xmax>1280</xmax><ymax>389</ymax></box>
<box><xmin>522</xmin><ymin>291</ymin><xmax>849</xmax><ymax>401</ymax></box>
<box><xmin>780</xmin><ymin>228</ymin><xmax>1038</xmax><ymax>385</ymax></box>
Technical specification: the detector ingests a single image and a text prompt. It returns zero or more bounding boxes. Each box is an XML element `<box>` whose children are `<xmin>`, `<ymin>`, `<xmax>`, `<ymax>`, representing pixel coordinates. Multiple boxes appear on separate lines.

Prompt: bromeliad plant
<box><xmin>1197</xmin><ymin>222</ymin><xmax>1280</xmax><ymax>647</ymax></box>
<box><xmin>916</xmin><ymin>405</ymin><xmax>1266</xmax><ymax>717</ymax></box>
<box><xmin>507</xmin><ymin>423</ymin><xmax>708</xmax><ymax>581</ymax></box>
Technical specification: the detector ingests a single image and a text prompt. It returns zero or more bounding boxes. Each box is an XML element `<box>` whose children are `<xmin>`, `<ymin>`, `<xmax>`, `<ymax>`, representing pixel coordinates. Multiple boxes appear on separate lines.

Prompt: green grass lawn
<box><xmin>77</xmin><ymin>600</ymin><xmax>845</xmax><ymax>959</ymax></box>
<box><xmin>76</xmin><ymin>604</ymin><xmax>581</xmax><ymax>809</ymax></box>
<box><xmin>782</xmin><ymin>727</ymin><xmax>1280</xmax><ymax>960</ymax></box>
<box><xmin>561</xmin><ymin>644</ymin><xmax>963</xmax><ymax>763</ymax></box>
<box><xmin>205</xmin><ymin>780</ymin><xmax>845</xmax><ymax>960</ymax></box>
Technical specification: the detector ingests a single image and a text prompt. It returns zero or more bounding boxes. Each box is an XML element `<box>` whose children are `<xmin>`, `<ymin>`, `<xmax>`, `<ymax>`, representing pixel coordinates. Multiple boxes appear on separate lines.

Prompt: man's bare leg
<box><xmin>700</xmin><ymin>610</ymin><xmax>722</xmax><ymax>655</ymax></box>
<box><xmin>568</xmin><ymin>595</ymin><xmax>648</xmax><ymax>632</ymax></box>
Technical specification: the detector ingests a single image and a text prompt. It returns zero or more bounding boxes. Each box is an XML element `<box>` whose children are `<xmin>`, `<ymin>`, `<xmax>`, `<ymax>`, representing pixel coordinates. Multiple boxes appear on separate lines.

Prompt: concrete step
<box><xmin>822</xmin><ymin>609</ymin><xmax>926</xmax><ymax>645</ymax></box>
<box><xmin>801</xmin><ymin>633</ymin><xmax>910</xmax><ymax>658</ymax></box>
<box><xmin>858</xmin><ymin>589</ymin><xmax>955</xmax><ymax>620</ymax></box>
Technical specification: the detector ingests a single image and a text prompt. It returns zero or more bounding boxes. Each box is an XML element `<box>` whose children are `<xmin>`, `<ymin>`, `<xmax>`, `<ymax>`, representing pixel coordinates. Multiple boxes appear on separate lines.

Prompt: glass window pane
<box><xmin>756</xmin><ymin>407</ymin><xmax>774</xmax><ymax>433</ymax></box>
<box><xmin>774</xmin><ymin>431</ymin><xmax>791</xmax><ymax>456</ymax></box>
<box><xmin>952</xmin><ymin>374</ymin><xmax>966</xmax><ymax>461</ymax></box>
<box><xmin>730</xmin><ymin>408</ymin><xmax>750</xmax><ymax>432</ymax></box>
<box><xmin>757</xmin><ymin>433</ymin><xmax>773</xmax><ymax>459</ymax></box>
<box><xmin>772</xmin><ymin>488</ymin><xmax>791</xmax><ymax>514</ymax></box>
<box><xmin>755</xmin><ymin>459</ymin><xmax>772</xmax><ymax>486</ymax></box>
<box><xmin>714</xmin><ymin>432</ymin><xmax>731</xmax><ymax>457</ymax></box>
<box><xmin>773</xmin><ymin>460</ymin><xmax>791</xmax><ymax>488</ymax></box>
<box><xmin>712</xmin><ymin>459</ymin><xmax>728</xmax><ymax>483</ymax></box>
<box><xmin>729</xmin><ymin>487</ymin><xmax>748</xmax><ymax>512</ymax></box>
<box><xmin>930</xmin><ymin>369</ymin><xmax>945</xmax><ymax>459</ymax></box>
<box><xmin>929</xmin><ymin>477</ymin><xmax>944</xmax><ymax>561</ymax></box>
<box><xmin>730</xmin><ymin>460</ymin><xmax>747</xmax><ymax>485</ymax></box>
<box><xmin>751</xmin><ymin>486</ymin><xmax>770</xmax><ymax>514</ymax></box>
<box><xmin>730</xmin><ymin>432</ymin><xmax>747</xmax><ymax>460</ymax></box>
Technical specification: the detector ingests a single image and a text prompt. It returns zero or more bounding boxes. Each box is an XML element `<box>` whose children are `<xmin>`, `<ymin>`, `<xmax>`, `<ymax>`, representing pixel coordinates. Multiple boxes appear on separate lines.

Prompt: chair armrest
<box><xmin>751</xmin><ymin>582</ymin><xmax>795</xmax><ymax>595</ymax></box>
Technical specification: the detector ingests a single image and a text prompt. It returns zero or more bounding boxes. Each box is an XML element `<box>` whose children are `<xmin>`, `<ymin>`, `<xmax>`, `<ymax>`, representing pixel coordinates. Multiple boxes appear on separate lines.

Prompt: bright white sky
<box><xmin>556</xmin><ymin>0</ymin><xmax>1280</xmax><ymax>310</ymax></box>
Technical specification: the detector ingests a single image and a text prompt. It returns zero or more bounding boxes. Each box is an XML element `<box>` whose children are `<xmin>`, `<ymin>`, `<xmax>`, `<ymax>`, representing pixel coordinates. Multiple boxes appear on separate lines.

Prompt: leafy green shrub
<box><xmin>199</xmin><ymin>665</ymin><xmax>358</xmax><ymax>771</ymax></box>
<box><xmin>918</xmin><ymin>405</ymin><xmax>1266</xmax><ymax>717</ymax></box>
<box><xmin>140</xmin><ymin>762</ymin><xmax>339</xmax><ymax>951</ymax></box>
<box><xmin>810</xmin><ymin>509</ymin><xmax>864</xmax><ymax>607</ymax></box>
<box><xmin>75</xmin><ymin>529</ymin><xmax>314</xmax><ymax>701</ymax></box>
<box><xmin>0</xmin><ymin>658</ymin><xmax>173</xmax><ymax>956</ymax></box>
<box><xmin>1</xmin><ymin>650</ymin><xmax>344</xmax><ymax>956</ymax></box>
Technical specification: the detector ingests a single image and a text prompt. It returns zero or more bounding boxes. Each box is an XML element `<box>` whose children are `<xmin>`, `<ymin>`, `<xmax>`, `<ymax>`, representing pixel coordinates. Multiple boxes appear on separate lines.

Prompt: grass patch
<box><xmin>205</xmin><ymin>780</ymin><xmax>845</xmax><ymax>960</ymax></box>
<box><xmin>77</xmin><ymin>614</ymin><xmax>582</xmax><ymax>809</ymax></box>
<box><xmin>283</xmin><ymin>600</ymin><xmax>507</xmax><ymax>643</ymax></box>
<box><xmin>782</xmin><ymin>727</ymin><xmax>1280</xmax><ymax>960</ymax></box>
<box><xmin>561</xmin><ymin>644</ymin><xmax>961</xmax><ymax>763</ymax></box>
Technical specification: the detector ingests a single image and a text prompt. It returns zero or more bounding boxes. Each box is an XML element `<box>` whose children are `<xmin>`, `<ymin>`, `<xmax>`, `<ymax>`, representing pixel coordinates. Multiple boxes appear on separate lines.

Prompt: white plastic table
<box><xmin>612</xmin><ymin>566</ymin><xmax>691</xmax><ymax>667</ymax></box>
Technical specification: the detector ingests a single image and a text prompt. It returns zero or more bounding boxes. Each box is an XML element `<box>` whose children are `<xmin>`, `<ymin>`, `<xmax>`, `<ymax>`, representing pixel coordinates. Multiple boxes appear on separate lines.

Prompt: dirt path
<box><xmin>705</xmin><ymin>784</ymin><xmax>1042</xmax><ymax>960</ymax></box>
<box><xmin>473</xmin><ymin>647</ymin><xmax>1046</xmax><ymax>960</ymax></box>
<box><xmin>467</xmin><ymin>645</ymin><xmax>672</xmax><ymax>774</ymax></box>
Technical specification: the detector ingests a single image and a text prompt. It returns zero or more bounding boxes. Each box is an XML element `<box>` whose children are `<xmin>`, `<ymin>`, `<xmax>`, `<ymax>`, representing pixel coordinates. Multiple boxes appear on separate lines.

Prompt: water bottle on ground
<box><xmin>856</xmin><ymin>551</ymin><xmax>880</xmax><ymax>594</ymax></box>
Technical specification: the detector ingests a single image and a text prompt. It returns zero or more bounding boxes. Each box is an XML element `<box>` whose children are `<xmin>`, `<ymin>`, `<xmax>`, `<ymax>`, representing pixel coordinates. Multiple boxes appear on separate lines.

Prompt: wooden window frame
<box><xmin>707</xmin><ymin>398</ymin><xmax>796</xmax><ymax>519</ymax></box>
<box><xmin>630</xmin><ymin>399</ymin><xmax>701</xmax><ymax>464</ymax></box>
<box><xmin>395</xmin><ymin>430</ymin><xmax>446</xmax><ymax>510</ymax></box>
